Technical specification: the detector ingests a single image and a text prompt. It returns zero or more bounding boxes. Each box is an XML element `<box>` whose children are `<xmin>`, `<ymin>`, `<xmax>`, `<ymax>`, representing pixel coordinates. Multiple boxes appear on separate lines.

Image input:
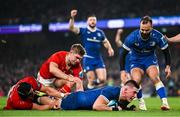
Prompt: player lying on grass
<box><xmin>4</xmin><ymin>76</ymin><xmax>67</xmax><ymax>110</ymax></box>
<box><xmin>57</xmin><ymin>80</ymin><xmax>139</xmax><ymax>111</ymax></box>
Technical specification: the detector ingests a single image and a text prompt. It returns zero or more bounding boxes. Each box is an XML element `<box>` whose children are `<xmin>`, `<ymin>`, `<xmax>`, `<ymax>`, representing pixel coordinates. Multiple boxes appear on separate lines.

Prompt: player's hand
<box><xmin>108</xmin><ymin>48</ymin><xmax>114</xmax><ymax>56</ymax></box>
<box><xmin>165</xmin><ymin>65</ymin><xmax>171</xmax><ymax>79</ymax></box>
<box><xmin>72</xmin><ymin>77</ymin><xmax>83</xmax><ymax>84</ymax></box>
<box><xmin>117</xmin><ymin>29</ymin><xmax>123</xmax><ymax>35</ymax></box>
<box><xmin>120</xmin><ymin>70</ymin><xmax>128</xmax><ymax>84</ymax></box>
<box><xmin>67</xmin><ymin>76</ymin><xmax>74</xmax><ymax>82</ymax></box>
<box><xmin>71</xmin><ymin>9</ymin><xmax>77</xmax><ymax>18</ymax></box>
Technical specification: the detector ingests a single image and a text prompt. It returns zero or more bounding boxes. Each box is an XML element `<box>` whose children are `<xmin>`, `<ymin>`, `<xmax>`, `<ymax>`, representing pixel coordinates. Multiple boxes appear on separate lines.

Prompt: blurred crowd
<box><xmin>1</xmin><ymin>0</ymin><xmax>179</xmax><ymax>25</ymax></box>
<box><xmin>0</xmin><ymin>0</ymin><xmax>180</xmax><ymax>96</ymax></box>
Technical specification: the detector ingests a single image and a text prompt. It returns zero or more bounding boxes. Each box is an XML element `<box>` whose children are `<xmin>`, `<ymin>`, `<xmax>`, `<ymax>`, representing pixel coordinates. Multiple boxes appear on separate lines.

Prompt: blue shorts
<box><xmin>83</xmin><ymin>56</ymin><xmax>105</xmax><ymax>72</ymax></box>
<box><xmin>61</xmin><ymin>91</ymin><xmax>93</xmax><ymax>110</ymax></box>
<box><xmin>61</xmin><ymin>92</ymin><xmax>81</xmax><ymax>110</ymax></box>
<box><xmin>130</xmin><ymin>55</ymin><xmax>158</xmax><ymax>72</ymax></box>
<box><xmin>125</xmin><ymin>54</ymin><xmax>130</xmax><ymax>73</ymax></box>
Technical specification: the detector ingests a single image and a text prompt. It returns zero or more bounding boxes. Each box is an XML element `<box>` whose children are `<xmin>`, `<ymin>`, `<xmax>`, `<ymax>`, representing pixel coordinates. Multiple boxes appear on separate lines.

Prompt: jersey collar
<box><xmin>87</xmin><ymin>26</ymin><xmax>97</xmax><ymax>32</ymax></box>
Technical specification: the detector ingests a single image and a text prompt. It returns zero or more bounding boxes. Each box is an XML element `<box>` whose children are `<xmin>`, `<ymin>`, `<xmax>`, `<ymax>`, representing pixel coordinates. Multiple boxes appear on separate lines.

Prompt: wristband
<box><xmin>60</xmin><ymin>93</ymin><xmax>65</xmax><ymax>98</ymax></box>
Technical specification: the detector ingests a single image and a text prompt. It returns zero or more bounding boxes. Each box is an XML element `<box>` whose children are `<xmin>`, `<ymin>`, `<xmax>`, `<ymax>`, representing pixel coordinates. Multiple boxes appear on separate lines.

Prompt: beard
<box><xmin>89</xmin><ymin>24</ymin><xmax>96</xmax><ymax>29</ymax></box>
<box><xmin>141</xmin><ymin>32</ymin><xmax>150</xmax><ymax>40</ymax></box>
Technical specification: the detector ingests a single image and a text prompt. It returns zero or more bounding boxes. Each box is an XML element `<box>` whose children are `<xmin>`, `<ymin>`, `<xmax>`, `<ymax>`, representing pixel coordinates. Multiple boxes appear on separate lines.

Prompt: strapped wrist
<box><xmin>60</xmin><ymin>93</ymin><xmax>65</xmax><ymax>98</ymax></box>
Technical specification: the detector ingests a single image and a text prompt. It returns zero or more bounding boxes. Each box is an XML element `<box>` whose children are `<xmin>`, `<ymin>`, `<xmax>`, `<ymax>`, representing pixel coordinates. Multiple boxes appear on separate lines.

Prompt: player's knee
<box><xmin>151</xmin><ymin>77</ymin><xmax>161</xmax><ymax>84</ymax></box>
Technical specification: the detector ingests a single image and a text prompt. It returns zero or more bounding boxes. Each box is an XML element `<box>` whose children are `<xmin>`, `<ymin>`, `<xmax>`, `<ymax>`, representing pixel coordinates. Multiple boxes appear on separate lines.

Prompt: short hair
<box><xmin>124</xmin><ymin>80</ymin><xmax>139</xmax><ymax>89</ymax></box>
<box><xmin>87</xmin><ymin>13</ymin><xmax>96</xmax><ymax>19</ymax></box>
<box><xmin>17</xmin><ymin>82</ymin><xmax>32</xmax><ymax>99</ymax></box>
<box><xmin>140</xmin><ymin>15</ymin><xmax>152</xmax><ymax>25</ymax></box>
<box><xmin>70</xmin><ymin>43</ymin><xmax>86</xmax><ymax>56</ymax></box>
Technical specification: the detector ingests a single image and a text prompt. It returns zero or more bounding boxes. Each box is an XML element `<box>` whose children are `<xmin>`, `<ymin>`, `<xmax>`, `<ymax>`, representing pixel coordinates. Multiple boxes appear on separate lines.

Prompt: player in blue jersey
<box><xmin>115</xmin><ymin>29</ymin><xmax>147</xmax><ymax>110</ymax></box>
<box><xmin>58</xmin><ymin>80</ymin><xmax>139</xmax><ymax>111</ymax></box>
<box><xmin>69</xmin><ymin>10</ymin><xmax>114</xmax><ymax>89</ymax></box>
<box><xmin>120</xmin><ymin>16</ymin><xmax>171</xmax><ymax>111</ymax></box>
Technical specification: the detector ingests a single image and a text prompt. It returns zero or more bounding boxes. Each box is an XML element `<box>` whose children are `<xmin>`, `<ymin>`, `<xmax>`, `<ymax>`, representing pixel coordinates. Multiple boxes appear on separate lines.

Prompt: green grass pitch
<box><xmin>0</xmin><ymin>97</ymin><xmax>180</xmax><ymax>117</ymax></box>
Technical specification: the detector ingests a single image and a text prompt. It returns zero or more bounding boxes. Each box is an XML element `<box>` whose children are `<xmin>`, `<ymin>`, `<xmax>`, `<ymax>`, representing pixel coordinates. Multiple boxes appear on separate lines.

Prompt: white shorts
<box><xmin>37</xmin><ymin>72</ymin><xmax>56</xmax><ymax>87</ymax></box>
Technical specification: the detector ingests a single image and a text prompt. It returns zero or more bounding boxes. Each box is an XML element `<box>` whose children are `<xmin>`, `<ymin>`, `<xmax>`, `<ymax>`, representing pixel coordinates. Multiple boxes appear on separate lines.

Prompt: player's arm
<box><xmin>40</xmin><ymin>85</ymin><xmax>65</xmax><ymax>98</ymax></box>
<box><xmin>103</xmin><ymin>38</ymin><xmax>114</xmax><ymax>56</ymax></box>
<box><xmin>49</xmin><ymin>62</ymin><xmax>73</xmax><ymax>82</ymax></box>
<box><xmin>69</xmin><ymin>9</ymin><xmax>80</xmax><ymax>34</ymax></box>
<box><xmin>162</xmin><ymin>47</ymin><xmax>171</xmax><ymax>78</ymax></box>
<box><xmin>166</xmin><ymin>34</ymin><xmax>180</xmax><ymax>42</ymax></box>
<box><xmin>119</xmin><ymin>47</ymin><xmax>129</xmax><ymax>84</ymax></box>
<box><xmin>115</xmin><ymin>29</ymin><xmax>123</xmax><ymax>47</ymax></box>
<box><xmin>93</xmin><ymin>95</ymin><xmax>113</xmax><ymax>111</ymax></box>
<box><xmin>93</xmin><ymin>95</ymin><xmax>121</xmax><ymax>111</ymax></box>
<box><xmin>32</xmin><ymin>103</ymin><xmax>54</xmax><ymax>110</ymax></box>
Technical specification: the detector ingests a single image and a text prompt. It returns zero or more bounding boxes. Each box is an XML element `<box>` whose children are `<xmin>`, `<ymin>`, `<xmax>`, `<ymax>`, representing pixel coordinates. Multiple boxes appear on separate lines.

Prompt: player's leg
<box><xmin>95</xmin><ymin>68</ymin><xmax>107</xmax><ymax>87</ymax></box>
<box><xmin>93</xmin><ymin>57</ymin><xmax>106</xmax><ymax>87</ymax></box>
<box><xmin>83</xmin><ymin>57</ymin><xmax>96</xmax><ymax>89</ymax></box>
<box><xmin>131</xmin><ymin>67</ymin><xmax>147</xmax><ymax>110</ymax></box>
<box><xmin>54</xmin><ymin>79</ymin><xmax>71</xmax><ymax>93</ymax></box>
<box><xmin>61</xmin><ymin>92</ymin><xmax>81</xmax><ymax>110</ymax></box>
<box><xmin>146</xmin><ymin>65</ymin><xmax>170</xmax><ymax>110</ymax></box>
<box><xmin>86</xmin><ymin>70</ymin><xmax>96</xmax><ymax>89</ymax></box>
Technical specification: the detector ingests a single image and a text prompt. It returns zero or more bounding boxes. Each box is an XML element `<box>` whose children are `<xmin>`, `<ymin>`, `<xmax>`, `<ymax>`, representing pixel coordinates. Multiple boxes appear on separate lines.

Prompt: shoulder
<box><xmin>127</xmin><ymin>29</ymin><xmax>139</xmax><ymax>39</ymax></box>
<box><xmin>52</xmin><ymin>51</ymin><xmax>68</xmax><ymax>58</ymax></box>
<box><xmin>151</xmin><ymin>29</ymin><xmax>163</xmax><ymax>38</ymax></box>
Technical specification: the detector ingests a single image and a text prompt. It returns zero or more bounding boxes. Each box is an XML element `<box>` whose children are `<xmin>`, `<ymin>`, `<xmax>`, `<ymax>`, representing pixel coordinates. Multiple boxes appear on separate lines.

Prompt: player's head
<box><xmin>17</xmin><ymin>82</ymin><xmax>34</xmax><ymax>100</ymax></box>
<box><xmin>69</xmin><ymin>44</ymin><xmax>86</xmax><ymax>65</ymax></box>
<box><xmin>87</xmin><ymin>14</ymin><xmax>97</xmax><ymax>28</ymax></box>
<box><xmin>140</xmin><ymin>15</ymin><xmax>153</xmax><ymax>40</ymax></box>
<box><xmin>120</xmin><ymin>80</ymin><xmax>139</xmax><ymax>102</ymax></box>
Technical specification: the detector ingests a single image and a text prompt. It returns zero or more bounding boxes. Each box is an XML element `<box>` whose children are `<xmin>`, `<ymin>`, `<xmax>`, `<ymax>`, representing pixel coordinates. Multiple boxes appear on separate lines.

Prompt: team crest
<box><xmin>135</xmin><ymin>42</ymin><xmax>139</xmax><ymax>46</ymax></box>
<box><xmin>97</xmin><ymin>33</ymin><xmax>101</xmax><ymax>37</ymax></box>
<box><xmin>87</xmin><ymin>31</ymin><xmax>91</xmax><ymax>34</ymax></box>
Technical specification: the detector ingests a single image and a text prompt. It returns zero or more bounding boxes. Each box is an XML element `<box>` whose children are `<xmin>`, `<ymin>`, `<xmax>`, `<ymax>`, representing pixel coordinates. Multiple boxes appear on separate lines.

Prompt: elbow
<box><xmin>49</xmin><ymin>67</ymin><xmax>54</xmax><ymax>74</ymax></box>
<box><xmin>92</xmin><ymin>104</ymin><xmax>98</xmax><ymax>110</ymax></box>
<box><xmin>69</xmin><ymin>25</ymin><xmax>74</xmax><ymax>31</ymax></box>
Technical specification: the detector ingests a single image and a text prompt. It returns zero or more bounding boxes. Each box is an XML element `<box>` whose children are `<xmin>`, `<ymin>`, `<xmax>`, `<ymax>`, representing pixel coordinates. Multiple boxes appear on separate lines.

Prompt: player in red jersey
<box><xmin>37</xmin><ymin>43</ymin><xmax>86</xmax><ymax>93</ymax></box>
<box><xmin>4</xmin><ymin>76</ymin><xmax>65</xmax><ymax>110</ymax></box>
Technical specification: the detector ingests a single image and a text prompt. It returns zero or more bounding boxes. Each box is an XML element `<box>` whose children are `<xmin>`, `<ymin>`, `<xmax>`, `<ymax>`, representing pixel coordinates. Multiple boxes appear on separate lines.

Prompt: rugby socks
<box><xmin>137</xmin><ymin>85</ymin><xmax>143</xmax><ymax>99</ymax></box>
<box><xmin>155</xmin><ymin>81</ymin><xmax>168</xmax><ymax>105</ymax></box>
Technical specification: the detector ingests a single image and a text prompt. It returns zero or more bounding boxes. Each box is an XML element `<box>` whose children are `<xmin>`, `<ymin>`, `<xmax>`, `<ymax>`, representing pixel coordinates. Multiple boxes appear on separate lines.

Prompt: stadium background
<box><xmin>0</xmin><ymin>0</ymin><xmax>180</xmax><ymax>98</ymax></box>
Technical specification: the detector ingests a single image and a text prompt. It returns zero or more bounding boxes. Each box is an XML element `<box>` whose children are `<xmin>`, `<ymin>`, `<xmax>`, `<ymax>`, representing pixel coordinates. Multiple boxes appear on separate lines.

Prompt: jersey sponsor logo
<box><xmin>87</xmin><ymin>37</ymin><xmax>101</xmax><ymax>42</ymax></box>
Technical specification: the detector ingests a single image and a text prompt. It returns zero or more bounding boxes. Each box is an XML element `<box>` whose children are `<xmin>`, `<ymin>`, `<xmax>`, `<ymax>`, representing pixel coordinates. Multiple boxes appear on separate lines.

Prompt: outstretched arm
<box><xmin>115</xmin><ymin>29</ymin><xmax>123</xmax><ymax>47</ymax></box>
<box><xmin>162</xmin><ymin>47</ymin><xmax>171</xmax><ymax>78</ymax></box>
<box><xmin>40</xmin><ymin>85</ymin><xmax>66</xmax><ymax>98</ymax></box>
<box><xmin>165</xmin><ymin>34</ymin><xmax>180</xmax><ymax>42</ymax></box>
<box><xmin>103</xmin><ymin>39</ymin><xmax>114</xmax><ymax>56</ymax></box>
<box><xmin>69</xmin><ymin>9</ymin><xmax>80</xmax><ymax>34</ymax></box>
